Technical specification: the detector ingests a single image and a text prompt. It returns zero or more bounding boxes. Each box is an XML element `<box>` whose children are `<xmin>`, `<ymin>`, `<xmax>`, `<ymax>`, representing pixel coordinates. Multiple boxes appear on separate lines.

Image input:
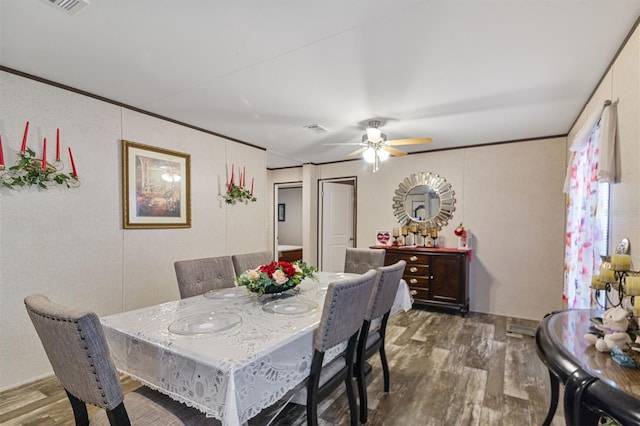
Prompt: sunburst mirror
<box><xmin>392</xmin><ymin>172</ymin><xmax>456</xmax><ymax>229</ymax></box>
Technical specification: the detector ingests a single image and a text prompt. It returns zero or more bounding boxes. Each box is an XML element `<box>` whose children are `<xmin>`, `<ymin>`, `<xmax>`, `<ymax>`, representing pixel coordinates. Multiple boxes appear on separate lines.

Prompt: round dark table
<box><xmin>536</xmin><ymin>309</ymin><xmax>640</xmax><ymax>425</ymax></box>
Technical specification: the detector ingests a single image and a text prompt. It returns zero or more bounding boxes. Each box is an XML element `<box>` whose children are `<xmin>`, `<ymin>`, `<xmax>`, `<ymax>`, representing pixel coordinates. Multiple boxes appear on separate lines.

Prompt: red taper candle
<box><xmin>56</xmin><ymin>128</ymin><xmax>60</xmax><ymax>160</ymax></box>
<box><xmin>41</xmin><ymin>138</ymin><xmax>47</xmax><ymax>170</ymax></box>
<box><xmin>68</xmin><ymin>147</ymin><xmax>77</xmax><ymax>177</ymax></box>
<box><xmin>0</xmin><ymin>134</ymin><xmax>5</xmax><ymax>167</ymax></box>
<box><xmin>21</xmin><ymin>121</ymin><xmax>29</xmax><ymax>153</ymax></box>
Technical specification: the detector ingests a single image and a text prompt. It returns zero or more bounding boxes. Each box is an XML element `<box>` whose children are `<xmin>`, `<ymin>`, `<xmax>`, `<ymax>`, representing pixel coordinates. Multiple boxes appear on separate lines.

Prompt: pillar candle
<box><xmin>21</xmin><ymin>121</ymin><xmax>29</xmax><ymax>153</ymax></box>
<box><xmin>392</xmin><ymin>228</ymin><xmax>400</xmax><ymax>237</ymax></box>
<box><xmin>591</xmin><ymin>275</ymin><xmax>606</xmax><ymax>290</ymax></box>
<box><xmin>68</xmin><ymin>147</ymin><xmax>77</xmax><ymax>177</ymax></box>
<box><xmin>611</xmin><ymin>254</ymin><xmax>632</xmax><ymax>271</ymax></box>
<box><xmin>420</xmin><ymin>227</ymin><xmax>428</xmax><ymax>236</ymax></box>
<box><xmin>0</xmin><ymin>134</ymin><xmax>4</xmax><ymax>167</ymax></box>
<box><xmin>56</xmin><ymin>128</ymin><xmax>61</xmax><ymax>160</ymax></box>
<box><xmin>409</xmin><ymin>223</ymin><xmax>417</xmax><ymax>233</ymax></box>
<box><xmin>626</xmin><ymin>274</ymin><xmax>640</xmax><ymax>296</ymax></box>
<box><xmin>599</xmin><ymin>265</ymin><xmax>615</xmax><ymax>283</ymax></box>
<box><xmin>401</xmin><ymin>226</ymin><xmax>408</xmax><ymax>235</ymax></box>
<box><xmin>41</xmin><ymin>138</ymin><xmax>47</xmax><ymax>170</ymax></box>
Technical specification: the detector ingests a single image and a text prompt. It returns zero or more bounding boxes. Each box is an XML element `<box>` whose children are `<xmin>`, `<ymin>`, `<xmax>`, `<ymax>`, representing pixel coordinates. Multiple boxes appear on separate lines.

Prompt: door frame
<box><xmin>317</xmin><ymin>176</ymin><xmax>357</xmax><ymax>270</ymax></box>
<box><xmin>273</xmin><ymin>181</ymin><xmax>303</xmax><ymax>261</ymax></box>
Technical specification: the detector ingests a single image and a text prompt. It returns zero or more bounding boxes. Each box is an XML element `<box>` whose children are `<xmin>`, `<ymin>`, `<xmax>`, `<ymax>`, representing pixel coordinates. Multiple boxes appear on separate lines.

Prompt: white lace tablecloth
<box><xmin>101</xmin><ymin>272</ymin><xmax>412</xmax><ymax>426</ymax></box>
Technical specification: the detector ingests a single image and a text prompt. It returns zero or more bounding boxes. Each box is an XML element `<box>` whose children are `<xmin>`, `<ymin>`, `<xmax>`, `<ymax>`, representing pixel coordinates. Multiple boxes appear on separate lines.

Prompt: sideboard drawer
<box><xmin>398</xmin><ymin>253</ymin><xmax>429</xmax><ymax>264</ymax></box>
<box><xmin>404</xmin><ymin>275</ymin><xmax>429</xmax><ymax>288</ymax></box>
<box><xmin>405</xmin><ymin>265</ymin><xmax>429</xmax><ymax>276</ymax></box>
<box><xmin>410</xmin><ymin>287</ymin><xmax>429</xmax><ymax>301</ymax></box>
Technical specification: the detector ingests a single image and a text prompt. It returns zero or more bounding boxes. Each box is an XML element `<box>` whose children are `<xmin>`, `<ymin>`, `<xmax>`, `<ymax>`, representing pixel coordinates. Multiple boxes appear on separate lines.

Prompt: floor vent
<box><xmin>42</xmin><ymin>0</ymin><xmax>90</xmax><ymax>16</ymax></box>
<box><xmin>507</xmin><ymin>324</ymin><xmax>536</xmax><ymax>337</ymax></box>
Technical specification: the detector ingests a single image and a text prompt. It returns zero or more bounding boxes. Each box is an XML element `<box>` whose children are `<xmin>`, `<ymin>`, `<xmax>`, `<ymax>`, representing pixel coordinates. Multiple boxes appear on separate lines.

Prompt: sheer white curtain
<box><xmin>563</xmin><ymin>101</ymin><xmax>617</xmax><ymax>309</ymax></box>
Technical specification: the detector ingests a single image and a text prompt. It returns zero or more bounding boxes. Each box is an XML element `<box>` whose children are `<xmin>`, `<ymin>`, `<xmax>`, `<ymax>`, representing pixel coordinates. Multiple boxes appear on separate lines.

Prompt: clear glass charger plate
<box><xmin>204</xmin><ymin>286</ymin><xmax>250</xmax><ymax>300</ymax></box>
<box><xmin>262</xmin><ymin>298</ymin><xmax>319</xmax><ymax>316</ymax></box>
<box><xmin>168</xmin><ymin>312</ymin><xmax>242</xmax><ymax>336</ymax></box>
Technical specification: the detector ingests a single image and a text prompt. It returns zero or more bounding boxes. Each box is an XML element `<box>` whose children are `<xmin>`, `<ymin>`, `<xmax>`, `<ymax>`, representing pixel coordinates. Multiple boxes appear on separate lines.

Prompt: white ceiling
<box><xmin>2</xmin><ymin>1</ymin><xmax>639</xmax><ymax>169</ymax></box>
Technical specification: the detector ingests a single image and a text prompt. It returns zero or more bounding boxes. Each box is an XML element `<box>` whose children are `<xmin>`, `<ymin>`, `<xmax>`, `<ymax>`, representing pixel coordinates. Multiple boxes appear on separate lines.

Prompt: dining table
<box><xmin>101</xmin><ymin>271</ymin><xmax>412</xmax><ymax>426</ymax></box>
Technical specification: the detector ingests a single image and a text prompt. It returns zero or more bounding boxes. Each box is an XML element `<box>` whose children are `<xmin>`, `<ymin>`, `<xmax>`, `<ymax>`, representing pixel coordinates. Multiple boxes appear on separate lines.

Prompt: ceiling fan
<box><xmin>326</xmin><ymin>120</ymin><xmax>432</xmax><ymax>172</ymax></box>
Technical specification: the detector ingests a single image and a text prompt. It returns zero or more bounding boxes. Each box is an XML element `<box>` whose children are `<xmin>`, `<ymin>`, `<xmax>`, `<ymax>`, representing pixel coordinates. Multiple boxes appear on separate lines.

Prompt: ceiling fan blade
<box><xmin>346</xmin><ymin>147</ymin><xmax>367</xmax><ymax>157</ymax></box>
<box><xmin>386</xmin><ymin>137</ymin><xmax>432</xmax><ymax>146</ymax></box>
<box><xmin>382</xmin><ymin>146</ymin><xmax>407</xmax><ymax>157</ymax></box>
<box><xmin>322</xmin><ymin>142</ymin><xmax>363</xmax><ymax>146</ymax></box>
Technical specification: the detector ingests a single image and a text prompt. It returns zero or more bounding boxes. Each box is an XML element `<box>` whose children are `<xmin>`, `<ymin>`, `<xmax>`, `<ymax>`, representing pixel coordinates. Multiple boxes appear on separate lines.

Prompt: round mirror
<box><xmin>392</xmin><ymin>172</ymin><xmax>456</xmax><ymax>229</ymax></box>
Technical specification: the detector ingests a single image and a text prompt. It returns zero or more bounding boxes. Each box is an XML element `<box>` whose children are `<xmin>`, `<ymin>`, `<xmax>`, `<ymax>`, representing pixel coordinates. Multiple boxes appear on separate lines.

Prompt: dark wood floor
<box><xmin>0</xmin><ymin>308</ymin><xmax>565</xmax><ymax>425</ymax></box>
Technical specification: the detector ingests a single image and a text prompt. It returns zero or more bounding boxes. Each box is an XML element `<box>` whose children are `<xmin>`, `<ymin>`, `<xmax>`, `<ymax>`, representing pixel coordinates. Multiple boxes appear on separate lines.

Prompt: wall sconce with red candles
<box><xmin>0</xmin><ymin>122</ymin><xmax>80</xmax><ymax>189</ymax></box>
<box><xmin>224</xmin><ymin>163</ymin><xmax>256</xmax><ymax>204</ymax></box>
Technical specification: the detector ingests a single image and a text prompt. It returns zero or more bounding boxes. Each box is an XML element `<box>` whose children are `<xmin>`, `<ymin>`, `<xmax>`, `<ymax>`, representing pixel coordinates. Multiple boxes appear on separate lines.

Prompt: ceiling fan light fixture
<box><xmin>363</xmin><ymin>147</ymin><xmax>376</xmax><ymax>163</ymax></box>
<box><xmin>366</xmin><ymin>127</ymin><xmax>382</xmax><ymax>142</ymax></box>
<box><xmin>377</xmin><ymin>149</ymin><xmax>390</xmax><ymax>161</ymax></box>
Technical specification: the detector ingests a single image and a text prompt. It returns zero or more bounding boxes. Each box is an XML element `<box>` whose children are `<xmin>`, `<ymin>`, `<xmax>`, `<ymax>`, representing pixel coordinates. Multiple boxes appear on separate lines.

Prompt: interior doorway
<box><xmin>274</xmin><ymin>182</ymin><xmax>303</xmax><ymax>262</ymax></box>
<box><xmin>318</xmin><ymin>177</ymin><xmax>356</xmax><ymax>272</ymax></box>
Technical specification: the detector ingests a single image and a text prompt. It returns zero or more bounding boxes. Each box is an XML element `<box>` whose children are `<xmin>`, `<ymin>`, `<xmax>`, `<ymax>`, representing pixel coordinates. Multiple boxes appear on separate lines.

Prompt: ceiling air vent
<box><xmin>303</xmin><ymin>124</ymin><xmax>330</xmax><ymax>134</ymax></box>
<box><xmin>42</xmin><ymin>0</ymin><xmax>90</xmax><ymax>16</ymax></box>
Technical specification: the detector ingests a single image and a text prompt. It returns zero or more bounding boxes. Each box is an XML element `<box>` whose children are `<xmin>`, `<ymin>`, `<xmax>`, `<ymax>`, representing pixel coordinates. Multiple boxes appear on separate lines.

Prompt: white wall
<box><xmin>0</xmin><ymin>71</ymin><xmax>268</xmax><ymax>390</ymax></box>
<box><xmin>283</xmin><ymin>140</ymin><xmax>567</xmax><ymax>321</ymax></box>
<box><xmin>277</xmin><ymin>187</ymin><xmax>302</xmax><ymax>245</ymax></box>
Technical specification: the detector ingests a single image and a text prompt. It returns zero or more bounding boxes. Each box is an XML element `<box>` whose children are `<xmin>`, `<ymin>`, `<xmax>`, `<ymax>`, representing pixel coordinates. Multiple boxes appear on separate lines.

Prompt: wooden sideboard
<box><xmin>374</xmin><ymin>246</ymin><xmax>470</xmax><ymax>315</ymax></box>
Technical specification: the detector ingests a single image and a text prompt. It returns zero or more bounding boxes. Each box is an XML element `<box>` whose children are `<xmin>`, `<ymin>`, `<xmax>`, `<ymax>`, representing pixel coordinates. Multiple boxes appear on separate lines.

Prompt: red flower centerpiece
<box><xmin>236</xmin><ymin>260</ymin><xmax>317</xmax><ymax>295</ymax></box>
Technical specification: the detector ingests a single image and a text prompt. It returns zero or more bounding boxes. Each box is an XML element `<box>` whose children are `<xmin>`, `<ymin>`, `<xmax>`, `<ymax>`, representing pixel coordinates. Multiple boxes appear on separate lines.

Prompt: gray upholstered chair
<box><xmin>24</xmin><ymin>294</ymin><xmax>214</xmax><ymax>426</ymax></box>
<box><xmin>231</xmin><ymin>251</ymin><xmax>273</xmax><ymax>276</ymax></box>
<box><xmin>343</xmin><ymin>247</ymin><xmax>386</xmax><ymax>274</ymax></box>
<box><xmin>356</xmin><ymin>260</ymin><xmax>407</xmax><ymax>423</ymax></box>
<box><xmin>174</xmin><ymin>256</ymin><xmax>236</xmax><ymax>299</ymax></box>
<box><xmin>290</xmin><ymin>269</ymin><xmax>378</xmax><ymax>426</ymax></box>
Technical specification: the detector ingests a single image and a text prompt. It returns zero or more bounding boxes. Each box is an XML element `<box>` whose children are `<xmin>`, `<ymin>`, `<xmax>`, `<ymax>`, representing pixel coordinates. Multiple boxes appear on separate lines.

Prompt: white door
<box><xmin>320</xmin><ymin>181</ymin><xmax>355</xmax><ymax>272</ymax></box>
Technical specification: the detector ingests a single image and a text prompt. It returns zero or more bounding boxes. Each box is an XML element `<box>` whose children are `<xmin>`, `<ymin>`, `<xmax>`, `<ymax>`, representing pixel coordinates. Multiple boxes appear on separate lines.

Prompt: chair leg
<box><xmin>379</xmin><ymin>313</ymin><xmax>391</xmax><ymax>393</ymax></box>
<box><xmin>307</xmin><ymin>351</ymin><xmax>324</xmax><ymax>426</ymax></box>
<box><xmin>106</xmin><ymin>402</ymin><xmax>131</xmax><ymax>426</ymax></box>
<box><xmin>380</xmin><ymin>343</ymin><xmax>390</xmax><ymax>393</ymax></box>
<box><xmin>65</xmin><ymin>390</ymin><xmax>90</xmax><ymax>426</ymax></box>
<box><xmin>357</xmin><ymin>321</ymin><xmax>371</xmax><ymax>424</ymax></box>
<box><xmin>345</xmin><ymin>333</ymin><xmax>359</xmax><ymax>426</ymax></box>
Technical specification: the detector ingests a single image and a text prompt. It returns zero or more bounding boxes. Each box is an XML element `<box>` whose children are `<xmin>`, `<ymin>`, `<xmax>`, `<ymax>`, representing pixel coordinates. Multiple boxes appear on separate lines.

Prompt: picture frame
<box><xmin>122</xmin><ymin>140</ymin><xmax>191</xmax><ymax>229</ymax></box>
<box><xmin>278</xmin><ymin>203</ymin><xmax>286</xmax><ymax>222</ymax></box>
<box><xmin>375</xmin><ymin>230</ymin><xmax>392</xmax><ymax>246</ymax></box>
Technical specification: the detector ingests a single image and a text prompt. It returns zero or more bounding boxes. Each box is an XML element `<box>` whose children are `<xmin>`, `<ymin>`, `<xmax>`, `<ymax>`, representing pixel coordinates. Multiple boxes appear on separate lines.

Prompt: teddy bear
<box><xmin>584</xmin><ymin>306</ymin><xmax>632</xmax><ymax>352</ymax></box>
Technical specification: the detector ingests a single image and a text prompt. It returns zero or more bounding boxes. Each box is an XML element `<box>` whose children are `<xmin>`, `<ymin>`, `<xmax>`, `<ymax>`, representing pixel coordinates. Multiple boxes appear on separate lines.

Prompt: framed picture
<box><xmin>122</xmin><ymin>140</ymin><xmax>191</xmax><ymax>229</ymax></box>
<box><xmin>375</xmin><ymin>230</ymin><xmax>392</xmax><ymax>246</ymax></box>
<box><xmin>278</xmin><ymin>203</ymin><xmax>286</xmax><ymax>222</ymax></box>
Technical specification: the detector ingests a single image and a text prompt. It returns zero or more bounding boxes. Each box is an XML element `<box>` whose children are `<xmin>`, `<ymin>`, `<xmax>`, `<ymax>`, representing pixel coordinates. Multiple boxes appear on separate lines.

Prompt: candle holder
<box><xmin>401</xmin><ymin>227</ymin><xmax>409</xmax><ymax>247</ymax></box>
<box><xmin>410</xmin><ymin>228</ymin><xmax>418</xmax><ymax>246</ymax></box>
<box><xmin>1</xmin><ymin>148</ymin><xmax>78</xmax><ymax>190</ymax></box>
<box><xmin>392</xmin><ymin>228</ymin><xmax>400</xmax><ymax>246</ymax></box>
<box><xmin>592</xmin><ymin>254</ymin><xmax>635</xmax><ymax>311</ymax></box>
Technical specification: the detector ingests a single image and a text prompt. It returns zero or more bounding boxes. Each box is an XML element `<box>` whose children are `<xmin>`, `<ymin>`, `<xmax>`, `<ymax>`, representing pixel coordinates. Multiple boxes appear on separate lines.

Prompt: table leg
<box><xmin>564</xmin><ymin>370</ymin><xmax>600</xmax><ymax>426</ymax></box>
<box><xmin>541</xmin><ymin>370</ymin><xmax>559</xmax><ymax>426</ymax></box>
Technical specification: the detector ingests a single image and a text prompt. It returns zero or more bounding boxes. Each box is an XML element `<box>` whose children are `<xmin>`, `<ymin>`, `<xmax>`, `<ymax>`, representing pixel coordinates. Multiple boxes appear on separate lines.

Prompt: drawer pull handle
<box><xmin>410</xmin><ymin>290</ymin><xmax>418</xmax><ymax>296</ymax></box>
<box><xmin>430</xmin><ymin>276</ymin><xmax>434</xmax><ymax>279</ymax></box>
<box><xmin>409</xmin><ymin>278</ymin><xmax>418</xmax><ymax>284</ymax></box>
<box><xmin>409</xmin><ymin>256</ymin><xmax>418</xmax><ymax>262</ymax></box>
<box><xmin>409</xmin><ymin>267</ymin><xmax>418</xmax><ymax>273</ymax></box>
